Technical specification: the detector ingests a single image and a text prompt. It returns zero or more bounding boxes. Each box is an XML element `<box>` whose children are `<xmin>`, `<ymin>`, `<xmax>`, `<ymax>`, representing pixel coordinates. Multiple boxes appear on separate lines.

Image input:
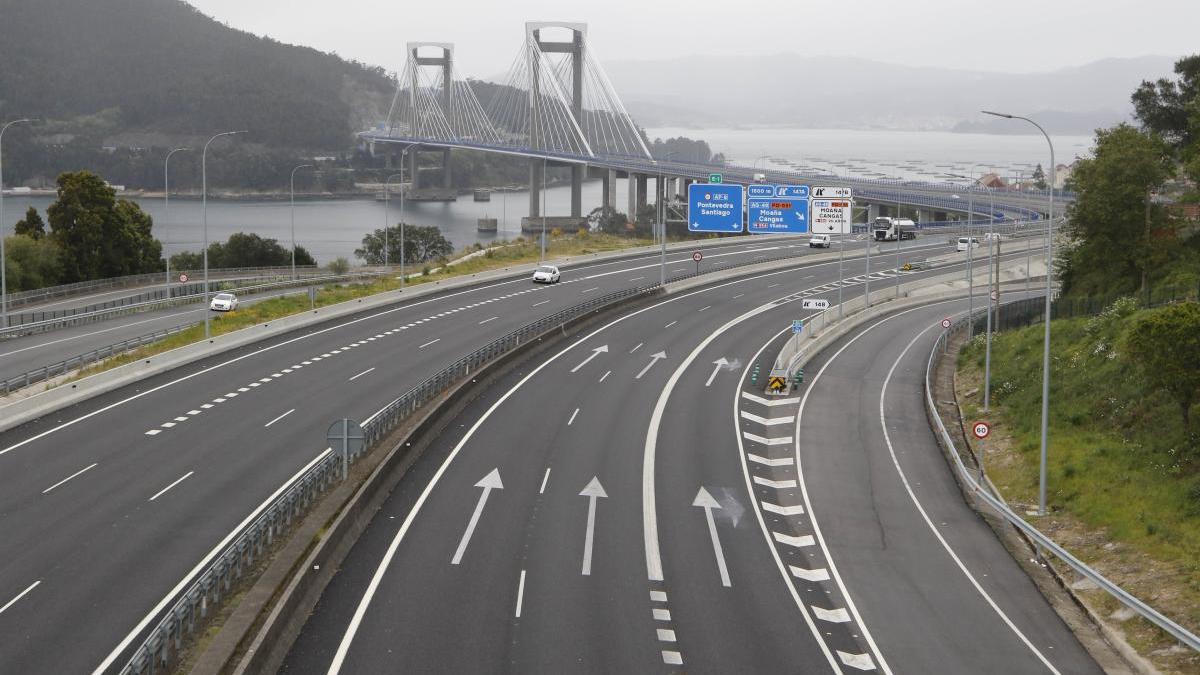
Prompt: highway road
<box><xmin>277</xmin><ymin>250</ymin><xmax>1089</xmax><ymax>673</ymax></box>
<box><xmin>0</xmin><ymin>233</ymin><xmax>955</xmax><ymax>673</ymax></box>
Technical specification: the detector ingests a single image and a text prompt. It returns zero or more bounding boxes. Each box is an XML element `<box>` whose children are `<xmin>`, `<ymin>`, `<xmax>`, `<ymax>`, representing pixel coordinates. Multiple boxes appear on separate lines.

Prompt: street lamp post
<box><xmin>983</xmin><ymin>110</ymin><xmax>1055</xmax><ymax>516</ymax></box>
<box><xmin>290</xmin><ymin>164</ymin><xmax>314</xmax><ymax>280</ymax></box>
<box><xmin>0</xmin><ymin>118</ymin><xmax>33</xmax><ymax>330</ymax></box>
<box><xmin>164</xmin><ymin>148</ymin><xmax>190</xmax><ymax>291</ymax></box>
<box><xmin>540</xmin><ymin>157</ymin><xmax>548</xmax><ymax>264</ymax></box>
<box><xmin>657</xmin><ymin>152</ymin><xmax>677</xmax><ymax>286</ymax></box>
<box><xmin>383</xmin><ymin>171</ymin><xmax>403</xmax><ymax>281</ymax></box>
<box><xmin>202</xmin><ymin>130</ymin><xmax>247</xmax><ymax>340</ymax></box>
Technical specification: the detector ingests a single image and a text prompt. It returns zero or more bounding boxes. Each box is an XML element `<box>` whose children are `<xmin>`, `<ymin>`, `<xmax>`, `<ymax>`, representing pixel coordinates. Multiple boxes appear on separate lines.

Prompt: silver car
<box><xmin>532</xmin><ymin>265</ymin><xmax>561</xmax><ymax>284</ymax></box>
<box><xmin>210</xmin><ymin>292</ymin><xmax>239</xmax><ymax>311</ymax></box>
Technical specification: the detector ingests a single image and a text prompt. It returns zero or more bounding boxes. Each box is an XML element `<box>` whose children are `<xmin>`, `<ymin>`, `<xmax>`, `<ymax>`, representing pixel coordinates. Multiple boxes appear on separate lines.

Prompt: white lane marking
<box><xmin>186</xmin><ymin>409</ymin><xmax>202</xmax><ymax>415</ymax></box>
<box><xmin>419</xmin><ymin>339</ymin><xmax>440</xmax><ymax>349</ymax></box>
<box><xmin>0</xmin><ymin>307</ymin><xmax>204</xmax><ymax>361</ymax></box>
<box><xmin>42</xmin><ymin>462</ymin><xmax>98</xmax><ymax>494</ymax></box>
<box><xmin>635</xmin><ymin>351</ymin><xmax>667</xmax><ymax>380</ymax></box>
<box><xmin>653</xmin><ymin>608</ymin><xmax>671</xmax><ymax>621</ymax></box>
<box><xmin>160</xmin><ymin>422</ymin><xmax>176</xmax><ymax>428</ymax></box>
<box><xmin>200</xmin><ymin>404</ymin><xmax>214</xmax><ymax>409</ymax></box>
<box><xmin>532</xmin><ymin>300</ymin><xmax>551</xmax><ymax>307</ymax></box>
<box><xmin>570</xmin><ymin>345</ymin><xmax>609</xmax><ymax>373</ymax></box>
<box><xmin>539</xmin><ymin>468</ymin><xmax>551</xmax><ymax>494</ymax></box>
<box><xmin>790</xmin><ymin>565</ymin><xmax>831</xmax><ymax>582</ymax></box>
<box><xmin>0</xmin><ymin>580</ymin><xmax>41</xmax><ymax>615</ymax></box>
<box><xmin>224</xmin><ymin>392</ymin><xmax>238</xmax><ymax>398</ymax></box>
<box><xmin>248</xmin><ymin>383</ymin><xmax>261</xmax><ymax>388</ymax></box>
<box><xmin>348</xmin><ymin>367</ymin><xmax>376</xmax><ymax>382</ymax></box>
<box><xmin>733</xmin><ymin>293</ymin><xmax>744</xmax><ymax>299</ymax></box>
<box><xmin>581</xmin><ymin>287</ymin><xmax>599</xmax><ymax>294</ymax></box>
<box><xmin>699</xmin><ymin>305</ymin><xmax>711</xmax><ymax>312</ymax></box>
<box><xmin>672</xmin><ymin>267</ymin><xmax>686</xmax><ymax>272</ymax></box>
<box><xmin>743</xmin><ymin>432</ymin><xmax>790</xmax><ymax>446</ymax></box>
<box><xmin>451</xmin><ymin>469</ymin><xmax>504</xmax><ymax>565</ymax></box>
<box><xmin>761</xmin><ymin>501</ymin><xmax>804</xmax><ymax>516</ymax></box>
<box><xmin>144</xmin><ymin>430</ymin><xmax>161</xmax><ymax>436</ymax></box>
<box><xmin>629</xmin><ymin>342</ymin><xmax>643</xmax><ymax>354</ymax></box>
<box><xmin>149</xmin><ymin>471</ymin><xmax>195</xmax><ymax>501</ymax></box>
<box><xmin>478</xmin><ymin>316</ymin><xmax>499</xmax><ymax>325</ymax></box>
<box><xmin>753</xmin><ymin>476</ymin><xmax>798</xmax><ymax>489</ymax></box>
<box><xmin>629</xmin><ymin>276</ymin><xmax>645</xmax><ymax>281</ymax></box>
<box><xmin>773</xmin><ymin>533</ymin><xmax>815</xmax><ymax>548</ymax></box>
<box><xmin>656</xmin><ymin>628</ymin><xmax>676</xmax><ymax>642</ymax></box>
<box><xmin>650</xmin><ymin>590</ymin><xmax>668</xmax><ymax>602</ymax></box>
<box><xmin>94</xmin><ymin>449</ymin><xmax>331</xmax><ymax>674</ymax></box>
<box><xmin>515</xmin><ymin>570</ymin><xmax>526</xmax><ymax>618</ymax></box>
<box><xmin>748</xmin><ymin>453</ymin><xmax>794</xmax><ymax>467</ymax></box>
<box><xmin>694</xmin><ymin>487</ymin><xmax>731</xmax><ymax>587</ymax></box>
<box><xmin>237</xmin><ymin>387</ymin><xmax>249</xmax><ymax>392</ymax></box>
<box><xmin>173</xmin><ymin>416</ymin><xmax>189</xmax><ymax>422</ymax></box>
<box><xmin>740</xmin><ymin>411</ymin><xmax>795</xmax><ymax>425</ymax></box>
<box><xmin>813</xmin><ymin>606</ymin><xmax>852</xmax><ymax>623</ymax></box>
<box><xmin>838</xmin><ymin>651</ymin><xmax>878</xmax><ymax>672</ymax></box>
<box><xmin>741</xmin><ymin>391</ymin><xmax>800</xmax><ymax>406</ymax></box>
<box><xmin>264</xmin><ymin>409</ymin><xmax>296</xmax><ymax>428</ymax></box>
<box><xmin>663</xmin><ymin>321</ymin><xmax>677</xmax><ymax>328</ymax></box>
<box><xmin>580</xmin><ymin>477</ymin><xmax>607</xmax><ymax>576</ymax></box>
<box><xmin>259</xmin><ymin>377</ymin><xmax>272</xmax><ymax>383</ymax></box>
<box><xmin>567</xmin><ymin>408</ymin><xmax>580</xmax><ymax>426</ymax></box>
<box><xmin>598</xmin><ymin>370</ymin><xmax>611</xmax><ymax>383</ymax></box>
<box><xmin>212</xmin><ymin>398</ymin><xmax>226</xmax><ymax>403</ymax></box>
<box><xmin>662</xmin><ymin>651</ymin><xmax>683</xmax><ymax>665</ymax></box>
<box><xmin>880</xmin><ymin>323</ymin><xmax>1062</xmax><ymax>673</ymax></box>
<box><xmin>768</xmin><ymin>283</ymin><xmax>780</xmax><ymax>288</ymax></box>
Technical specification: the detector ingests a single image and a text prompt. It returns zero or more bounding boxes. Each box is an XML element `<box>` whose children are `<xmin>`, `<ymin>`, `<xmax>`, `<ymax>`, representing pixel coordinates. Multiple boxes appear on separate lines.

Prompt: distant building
<box><xmin>978</xmin><ymin>173</ymin><xmax>1007</xmax><ymax>189</ymax></box>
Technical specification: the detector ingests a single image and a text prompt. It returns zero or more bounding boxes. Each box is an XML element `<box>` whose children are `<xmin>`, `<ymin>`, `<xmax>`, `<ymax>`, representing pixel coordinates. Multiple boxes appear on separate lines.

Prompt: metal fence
<box><xmin>927</xmin><ymin>304</ymin><xmax>1200</xmax><ymax>652</ymax></box>
<box><xmin>1</xmin><ymin>322</ymin><xmax>199</xmax><ymax>395</ymax></box>
<box><xmin>5</xmin><ymin>265</ymin><xmax>321</xmax><ymax>309</ymax></box>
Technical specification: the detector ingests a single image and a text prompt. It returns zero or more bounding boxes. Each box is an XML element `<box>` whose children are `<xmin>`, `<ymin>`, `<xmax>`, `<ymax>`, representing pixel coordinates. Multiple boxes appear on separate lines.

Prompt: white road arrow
<box><xmin>705</xmin><ymin>357</ymin><xmax>730</xmax><ymax>387</ymax></box>
<box><xmin>693</xmin><ymin>487</ymin><xmax>731</xmax><ymax>587</ymax></box>
<box><xmin>579</xmin><ymin>477</ymin><xmax>608</xmax><ymax>576</ymax></box>
<box><xmin>635</xmin><ymin>351</ymin><xmax>667</xmax><ymax>379</ymax></box>
<box><xmin>451</xmin><ymin>468</ymin><xmax>503</xmax><ymax>565</ymax></box>
<box><xmin>570</xmin><ymin>345</ymin><xmax>609</xmax><ymax>373</ymax></box>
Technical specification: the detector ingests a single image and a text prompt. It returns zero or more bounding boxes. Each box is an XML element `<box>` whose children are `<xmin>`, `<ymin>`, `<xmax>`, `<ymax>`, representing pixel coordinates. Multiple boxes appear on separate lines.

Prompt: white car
<box><xmin>808</xmin><ymin>234</ymin><xmax>831</xmax><ymax>248</ymax></box>
<box><xmin>532</xmin><ymin>265</ymin><xmax>561</xmax><ymax>284</ymax></box>
<box><xmin>956</xmin><ymin>237</ymin><xmax>981</xmax><ymax>252</ymax></box>
<box><xmin>210</xmin><ymin>292</ymin><xmax>239</xmax><ymax>311</ymax></box>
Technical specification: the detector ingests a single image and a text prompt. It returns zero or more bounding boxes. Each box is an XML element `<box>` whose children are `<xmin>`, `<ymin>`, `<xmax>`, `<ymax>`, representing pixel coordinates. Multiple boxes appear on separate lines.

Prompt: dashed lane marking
<box><xmin>752</xmin><ymin>476</ymin><xmax>798</xmax><ymax>489</ymax></box>
<box><xmin>761</xmin><ymin>501</ymin><xmax>804</xmax><ymax>516</ymax></box>
<box><xmin>748</xmin><ymin>453</ymin><xmax>794</xmax><ymax>467</ymax></box>
<box><xmin>773</xmin><ymin>533</ymin><xmax>816</xmax><ymax>548</ymax></box>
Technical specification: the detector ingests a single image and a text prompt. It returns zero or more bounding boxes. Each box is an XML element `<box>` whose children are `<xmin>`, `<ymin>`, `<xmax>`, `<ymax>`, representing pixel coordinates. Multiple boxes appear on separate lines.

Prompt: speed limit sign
<box><xmin>940</xmin><ymin>317</ymin><xmax>952</xmax><ymax>329</ymax></box>
<box><xmin>972</xmin><ymin>421</ymin><xmax>991</xmax><ymax>439</ymax></box>
<box><xmin>692</xmin><ymin>251</ymin><xmax>703</xmax><ymax>263</ymax></box>
<box><xmin>178</xmin><ymin>273</ymin><xmax>189</xmax><ymax>283</ymax></box>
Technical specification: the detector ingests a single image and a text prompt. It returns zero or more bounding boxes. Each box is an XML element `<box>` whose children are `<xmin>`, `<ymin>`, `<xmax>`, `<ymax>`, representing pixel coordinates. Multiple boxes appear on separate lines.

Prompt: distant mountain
<box><xmin>0</xmin><ymin>0</ymin><xmax>395</xmax><ymax>152</ymax></box>
<box><xmin>603</xmin><ymin>54</ymin><xmax>1175</xmax><ymax>133</ymax></box>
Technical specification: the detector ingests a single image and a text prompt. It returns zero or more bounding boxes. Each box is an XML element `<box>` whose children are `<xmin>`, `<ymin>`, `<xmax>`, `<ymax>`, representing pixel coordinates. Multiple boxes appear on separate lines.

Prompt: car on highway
<box><xmin>956</xmin><ymin>236</ymin><xmax>981</xmax><ymax>252</ymax></box>
<box><xmin>209</xmin><ymin>292</ymin><xmax>239</xmax><ymax>311</ymax></box>
<box><xmin>808</xmin><ymin>233</ymin><xmax>832</xmax><ymax>248</ymax></box>
<box><xmin>531</xmin><ymin>265</ymin><xmax>561</xmax><ymax>284</ymax></box>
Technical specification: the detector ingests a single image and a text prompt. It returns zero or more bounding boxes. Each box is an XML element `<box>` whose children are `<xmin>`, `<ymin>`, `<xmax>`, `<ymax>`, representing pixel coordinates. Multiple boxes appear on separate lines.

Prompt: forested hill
<box><xmin>0</xmin><ymin>0</ymin><xmax>395</xmax><ymax>151</ymax></box>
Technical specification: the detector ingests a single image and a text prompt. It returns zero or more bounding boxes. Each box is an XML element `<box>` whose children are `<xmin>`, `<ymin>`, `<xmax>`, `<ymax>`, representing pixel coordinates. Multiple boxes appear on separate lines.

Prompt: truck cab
<box><xmin>873</xmin><ymin>217</ymin><xmax>917</xmax><ymax>241</ymax></box>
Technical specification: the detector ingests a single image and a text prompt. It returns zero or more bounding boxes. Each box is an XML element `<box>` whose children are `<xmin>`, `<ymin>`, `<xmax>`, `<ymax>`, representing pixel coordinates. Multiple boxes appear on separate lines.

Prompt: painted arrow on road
<box><xmin>693</xmin><ymin>487</ymin><xmax>731</xmax><ymax>587</ymax></box>
<box><xmin>571</xmin><ymin>345</ymin><xmax>609</xmax><ymax>373</ymax></box>
<box><xmin>705</xmin><ymin>357</ymin><xmax>730</xmax><ymax>387</ymax></box>
<box><xmin>635</xmin><ymin>351</ymin><xmax>667</xmax><ymax>379</ymax></box>
<box><xmin>579</xmin><ymin>477</ymin><xmax>608</xmax><ymax>576</ymax></box>
<box><xmin>451</xmin><ymin>468</ymin><xmax>503</xmax><ymax>565</ymax></box>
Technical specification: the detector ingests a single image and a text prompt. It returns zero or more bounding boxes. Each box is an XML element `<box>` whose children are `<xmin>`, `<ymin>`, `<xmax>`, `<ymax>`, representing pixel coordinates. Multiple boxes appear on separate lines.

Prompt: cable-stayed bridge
<box><xmin>360</xmin><ymin>22</ymin><xmax>1062</xmax><ymax>230</ymax></box>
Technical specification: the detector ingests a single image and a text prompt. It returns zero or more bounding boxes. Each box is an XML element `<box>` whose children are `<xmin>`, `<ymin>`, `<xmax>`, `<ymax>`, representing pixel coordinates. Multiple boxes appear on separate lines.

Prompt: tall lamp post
<box><xmin>289</xmin><ymin>164</ymin><xmax>314</xmax><ymax>280</ymax></box>
<box><xmin>983</xmin><ymin>109</ymin><xmax>1055</xmax><ymax>516</ymax></box>
<box><xmin>656</xmin><ymin>152</ymin><xmax>677</xmax><ymax>286</ymax></box>
<box><xmin>539</xmin><ymin>156</ymin><xmax>548</xmax><ymax>264</ymax></box>
<box><xmin>202</xmin><ymin>130</ymin><xmax>247</xmax><ymax>339</ymax></box>
<box><xmin>383</xmin><ymin>171</ymin><xmax>403</xmax><ymax>282</ymax></box>
<box><xmin>0</xmin><ymin>118</ymin><xmax>34</xmax><ymax>330</ymax></box>
<box><xmin>163</xmin><ymin>147</ymin><xmax>190</xmax><ymax>290</ymax></box>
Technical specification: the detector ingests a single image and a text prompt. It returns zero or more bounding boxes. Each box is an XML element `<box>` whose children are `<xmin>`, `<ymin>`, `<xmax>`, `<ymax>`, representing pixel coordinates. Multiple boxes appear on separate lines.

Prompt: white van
<box><xmin>956</xmin><ymin>237</ymin><xmax>980</xmax><ymax>252</ymax></box>
<box><xmin>808</xmin><ymin>234</ymin><xmax>831</xmax><ymax>248</ymax></box>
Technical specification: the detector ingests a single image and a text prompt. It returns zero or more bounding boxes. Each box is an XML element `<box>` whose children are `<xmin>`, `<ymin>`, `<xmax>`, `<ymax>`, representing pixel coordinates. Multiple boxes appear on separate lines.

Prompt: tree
<box><xmin>1132</xmin><ymin>54</ymin><xmax>1200</xmax><ymax>151</ymax></box>
<box><xmin>2</xmin><ymin>234</ymin><xmax>63</xmax><ymax>291</ymax></box>
<box><xmin>46</xmin><ymin>171</ymin><xmax>164</xmax><ymax>282</ymax></box>
<box><xmin>1031</xmin><ymin>164</ymin><xmax>1047</xmax><ymax>190</ymax></box>
<box><xmin>586</xmin><ymin>206</ymin><xmax>629</xmax><ymax>235</ymax></box>
<box><xmin>170</xmin><ymin>232</ymin><xmax>315</xmax><ymax>270</ymax></box>
<box><xmin>14</xmin><ymin>206</ymin><xmax>45</xmax><ymax>239</ymax></box>
<box><xmin>1123</xmin><ymin>302</ymin><xmax>1200</xmax><ymax>430</ymax></box>
<box><xmin>328</xmin><ymin>257</ymin><xmax>350</xmax><ymax>275</ymax></box>
<box><xmin>355</xmin><ymin>224</ymin><xmax>453</xmax><ymax>265</ymax></box>
<box><xmin>1060</xmin><ymin>125</ymin><xmax>1174</xmax><ymax>297</ymax></box>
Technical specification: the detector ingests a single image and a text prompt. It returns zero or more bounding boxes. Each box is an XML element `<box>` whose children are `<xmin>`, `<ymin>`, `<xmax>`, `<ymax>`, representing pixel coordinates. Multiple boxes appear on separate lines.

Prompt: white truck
<box><xmin>873</xmin><ymin>217</ymin><xmax>917</xmax><ymax>241</ymax></box>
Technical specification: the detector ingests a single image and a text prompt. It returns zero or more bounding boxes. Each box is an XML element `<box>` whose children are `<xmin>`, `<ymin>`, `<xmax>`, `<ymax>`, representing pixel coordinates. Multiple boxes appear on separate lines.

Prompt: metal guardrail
<box><xmin>0</xmin><ymin>270</ymin><xmax>385</xmax><ymax>340</ymax></box>
<box><xmin>1</xmin><ymin>322</ymin><xmax>199</xmax><ymax>395</ymax></box>
<box><xmin>117</xmin><ymin>218</ymin><xmax>872</xmax><ymax>674</ymax></box>
<box><xmin>6</xmin><ymin>265</ymin><xmax>320</xmax><ymax>309</ymax></box>
<box><xmin>926</xmin><ymin>304</ymin><xmax>1200</xmax><ymax>652</ymax></box>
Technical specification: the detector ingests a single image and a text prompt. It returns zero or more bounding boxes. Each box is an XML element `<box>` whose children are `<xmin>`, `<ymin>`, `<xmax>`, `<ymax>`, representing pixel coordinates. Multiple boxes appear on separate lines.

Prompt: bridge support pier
<box><xmin>636</xmin><ymin>174</ymin><xmax>648</xmax><ymax>215</ymax></box>
<box><xmin>442</xmin><ymin>148</ymin><xmax>452</xmax><ymax>189</ymax></box>
<box><xmin>867</xmin><ymin>202</ymin><xmax>880</xmax><ymax>222</ymax></box>
<box><xmin>529</xmin><ymin>158</ymin><xmax>544</xmax><ymax>218</ymax></box>
<box><xmin>627</xmin><ymin>174</ymin><xmax>638</xmax><ymax>221</ymax></box>
<box><xmin>571</xmin><ymin>165</ymin><xmax>583</xmax><ymax>218</ymax></box>
<box><xmin>603</xmin><ymin>170</ymin><xmax>617</xmax><ymax>212</ymax></box>
<box><xmin>917</xmin><ymin>208</ymin><xmax>935</xmax><ymax>224</ymax></box>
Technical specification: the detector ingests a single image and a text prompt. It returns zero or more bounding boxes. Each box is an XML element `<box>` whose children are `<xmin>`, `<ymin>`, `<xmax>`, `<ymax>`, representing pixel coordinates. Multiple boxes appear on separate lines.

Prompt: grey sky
<box><xmin>186</xmin><ymin>0</ymin><xmax>1196</xmax><ymax>78</ymax></box>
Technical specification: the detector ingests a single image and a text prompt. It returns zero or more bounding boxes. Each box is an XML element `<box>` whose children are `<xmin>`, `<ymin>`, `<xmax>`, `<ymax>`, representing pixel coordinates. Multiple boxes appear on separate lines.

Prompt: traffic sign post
<box><xmin>791</xmin><ymin>319</ymin><xmax>804</xmax><ymax>334</ymax></box>
<box><xmin>692</xmin><ymin>250</ymin><xmax>703</xmax><ymax>275</ymax></box>
<box><xmin>688</xmin><ymin>183</ymin><xmax>744</xmax><ymax>233</ymax></box>
<box><xmin>801</xmin><ymin>298</ymin><xmax>830</xmax><ymax>310</ymax></box>
<box><xmin>178</xmin><ymin>273</ymin><xmax>188</xmax><ymax>283</ymax></box>
<box><xmin>941</xmin><ymin>317</ymin><xmax>952</xmax><ymax>329</ymax></box>
<box><xmin>972</xmin><ymin>421</ymin><xmax>991</xmax><ymax>479</ymax></box>
<box><xmin>810</xmin><ymin>198</ymin><xmax>854</xmax><ymax>234</ymax></box>
<box><xmin>708</xmin><ymin>173</ymin><xmax>723</xmax><ymax>184</ymax></box>
<box><xmin>748</xmin><ymin>185</ymin><xmax>810</xmax><ymax>235</ymax></box>
<box><xmin>326</xmin><ymin>418</ymin><xmax>365</xmax><ymax>480</ymax></box>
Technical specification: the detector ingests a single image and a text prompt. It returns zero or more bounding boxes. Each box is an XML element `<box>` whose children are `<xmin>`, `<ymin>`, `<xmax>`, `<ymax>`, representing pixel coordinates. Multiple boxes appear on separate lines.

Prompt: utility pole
<box><xmin>202</xmin><ymin>130</ymin><xmax>247</xmax><ymax>340</ymax></box>
<box><xmin>163</xmin><ymin>147</ymin><xmax>190</xmax><ymax>290</ymax></box>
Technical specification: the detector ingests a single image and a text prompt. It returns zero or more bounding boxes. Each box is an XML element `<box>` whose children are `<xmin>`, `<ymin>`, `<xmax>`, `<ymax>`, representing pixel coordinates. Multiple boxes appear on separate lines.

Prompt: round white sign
<box><xmin>692</xmin><ymin>251</ymin><xmax>703</xmax><ymax>263</ymax></box>
<box><xmin>178</xmin><ymin>273</ymin><xmax>189</xmax><ymax>283</ymax></box>
<box><xmin>972</xmin><ymin>421</ymin><xmax>991</xmax><ymax>439</ymax></box>
<box><xmin>940</xmin><ymin>318</ymin><xmax>952</xmax><ymax>329</ymax></box>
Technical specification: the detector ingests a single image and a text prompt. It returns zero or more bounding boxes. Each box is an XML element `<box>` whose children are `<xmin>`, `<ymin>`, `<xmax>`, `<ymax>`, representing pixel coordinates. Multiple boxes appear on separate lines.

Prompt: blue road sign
<box><xmin>688</xmin><ymin>183</ymin><xmax>745</xmax><ymax>233</ymax></box>
<box><xmin>792</xmin><ymin>319</ymin><xmax>804</xmax><ymax>334</ymax></box>
<box><xmin>747</xmin><ymin>185</ymin><xmax>774</xmax><ymax>198</ymax></box>
<box><xmin>748</xmin><ymin>185</ymin><xmax>809</xmax><ymax>235</ymax></box>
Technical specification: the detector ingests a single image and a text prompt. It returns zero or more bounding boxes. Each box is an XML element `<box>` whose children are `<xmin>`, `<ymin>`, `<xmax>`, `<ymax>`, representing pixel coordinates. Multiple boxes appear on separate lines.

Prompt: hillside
<box><xmin>0</xmin><ymin>0</ymin><xmax>395</xmax><ymax>188</ymax></box>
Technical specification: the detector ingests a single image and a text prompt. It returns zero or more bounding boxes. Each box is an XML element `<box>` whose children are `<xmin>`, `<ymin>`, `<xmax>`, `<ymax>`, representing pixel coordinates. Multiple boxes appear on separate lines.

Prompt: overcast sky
<box><xmin>186</xmin><ymin>0</ymin><xmax>1196</xmax><ymax>78</ymax></box>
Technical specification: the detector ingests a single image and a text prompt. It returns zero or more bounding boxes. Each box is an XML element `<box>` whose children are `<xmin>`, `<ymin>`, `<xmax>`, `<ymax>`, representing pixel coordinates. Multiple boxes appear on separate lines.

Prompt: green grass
<box><xmin>957</xmin><ymin>302</ymin><xmax>1200</xmax><ymax>642</ymax></box>
<box><xmin>63</xmin><ymin>233</ymin><xmax>651</xmax><ymax>383</ymax></box>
